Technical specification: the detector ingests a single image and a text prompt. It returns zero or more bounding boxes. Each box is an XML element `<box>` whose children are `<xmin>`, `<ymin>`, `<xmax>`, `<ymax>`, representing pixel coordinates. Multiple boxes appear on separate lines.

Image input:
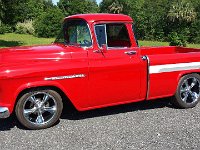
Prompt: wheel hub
<box><xmin>23</xmin><ymin>92</ymin><xmax>57</xmax><ymax>125</ymax></box>
<box><xmin>180</xmin><ymin>77</ymin><xmax>200</xmax><ymax>104</ymax></box>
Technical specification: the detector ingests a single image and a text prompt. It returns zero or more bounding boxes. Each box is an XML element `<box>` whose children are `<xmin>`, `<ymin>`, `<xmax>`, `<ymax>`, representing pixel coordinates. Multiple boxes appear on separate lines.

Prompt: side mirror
<box><xmin>101</xmin><ymin>44</ymin><xmax>108</xmax><ymax>53</ymax></box>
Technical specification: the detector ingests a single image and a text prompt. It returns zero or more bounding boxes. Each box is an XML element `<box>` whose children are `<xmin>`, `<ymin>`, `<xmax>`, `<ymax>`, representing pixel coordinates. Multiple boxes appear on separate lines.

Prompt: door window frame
<box><xmin>94</xmin><ymin>23</ymin><xmax>132</xmax><ymax>50</ymax></box>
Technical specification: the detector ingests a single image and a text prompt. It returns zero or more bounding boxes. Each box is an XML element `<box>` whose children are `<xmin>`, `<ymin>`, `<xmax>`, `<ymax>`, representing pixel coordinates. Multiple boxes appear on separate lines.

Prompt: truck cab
<box><xmin>55</xmin><ymin>14</ymin><xmax>147</xmax><ymax>108</ymax></box>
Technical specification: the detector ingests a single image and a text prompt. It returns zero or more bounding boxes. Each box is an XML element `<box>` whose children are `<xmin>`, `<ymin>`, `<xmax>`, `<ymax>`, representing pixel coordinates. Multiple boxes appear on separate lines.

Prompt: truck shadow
<box><xmin>0</xmin><ymin>114</ymin><xmax>20</xmax><ymax>131</ymax></box>
<box><xmin>0</xmin><ymin>40</ymin><xmax>23</xmax><ymax>48</ymax></box>
<box><xmin>0</xmin><ymin>98</ymin><xmax>173</xmax><ymax>131</ymax></box>
<box><xmin>61</xmin><ymin>98</ymin><xmax>173</xmax><ymax>120</ymax></box>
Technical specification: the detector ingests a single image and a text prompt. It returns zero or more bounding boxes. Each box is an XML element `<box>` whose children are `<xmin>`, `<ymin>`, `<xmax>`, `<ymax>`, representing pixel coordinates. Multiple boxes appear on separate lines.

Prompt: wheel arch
<box><xmin>172</xmin><ymin>72</ymin><xmax>200</xmax><ymax>108</ymax></box>
<box><xmin>177</xmin><ymin>71</ymin><xmax>200</xmax><ymax>83</ymax></box>
<box><xmin>14</xmin><ymin>84</ymin><xmax>77</xmax><ymax>113</ymax></box>
<box><xmin>175</xmin><ymin>71</ymin><xmax>200</xmax><ymax>94</ymax></box>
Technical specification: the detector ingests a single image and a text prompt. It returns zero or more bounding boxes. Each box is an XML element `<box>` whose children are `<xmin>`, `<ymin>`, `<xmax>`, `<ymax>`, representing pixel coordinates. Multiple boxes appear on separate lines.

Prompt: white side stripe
<box><xmin>150</xmin><ymin>62</ymin><xmax>200</xmax><ymax>74</ymax></box>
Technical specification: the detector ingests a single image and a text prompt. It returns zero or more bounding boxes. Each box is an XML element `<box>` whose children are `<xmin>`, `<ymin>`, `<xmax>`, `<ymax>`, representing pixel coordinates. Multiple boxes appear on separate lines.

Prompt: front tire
<box><xmin>172</xmin><ymin>73</ymin><xmax>200</xmax><ymax>108</ymax></box>
<box><xmin>15</xmin><ymin>89</ymin><xmax>63</xmax><ymax>130</ymax></box>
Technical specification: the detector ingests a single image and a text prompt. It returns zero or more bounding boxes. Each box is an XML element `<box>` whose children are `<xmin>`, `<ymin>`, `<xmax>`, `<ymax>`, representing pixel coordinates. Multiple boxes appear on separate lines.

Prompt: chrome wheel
<box><xmin>180</xmin><ymin>77</ymin><xmax>200</xmax><ymax>104</ymax></box>
<box><xmin>23</xmin><ymin>92</ymin><xmax>57</xmax><ymax>125</ymax></box>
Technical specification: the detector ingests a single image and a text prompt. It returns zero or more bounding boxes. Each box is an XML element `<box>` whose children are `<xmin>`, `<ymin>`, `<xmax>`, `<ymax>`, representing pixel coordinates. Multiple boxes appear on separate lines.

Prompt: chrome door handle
<box><xmin>124</xmin><ymin>51</ymin><xmax>137</xmax><ymax>55</ymax></box>
<box><xmin>93</xmin><ymin>50</ymin><xmax>101</xmax><ymax>53</ymax></box>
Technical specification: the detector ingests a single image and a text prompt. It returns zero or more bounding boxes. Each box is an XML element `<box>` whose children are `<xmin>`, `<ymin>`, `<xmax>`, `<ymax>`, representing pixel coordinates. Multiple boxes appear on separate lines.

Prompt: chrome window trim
<box><xmin>94</xmin><ymin>24</ymin><xmax>108</xmax><ymax>48</ymax></box>
<box><xmin>131</xmin><ymin>23</ymin><xmax>139</xmax><ymax>47</ymax></box>
<box><xmin>84</xmin><ymin>22</ymin><xmax>94</xmax><ymax>49</ymax></box>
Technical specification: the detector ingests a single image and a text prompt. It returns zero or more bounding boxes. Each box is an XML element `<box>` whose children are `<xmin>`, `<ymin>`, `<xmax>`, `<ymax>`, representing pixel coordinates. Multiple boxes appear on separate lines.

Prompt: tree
<box><xmin>0</xmin><ymin>0</ymin><xmax>4</xmax><ymax>24</ymax></box>
<box><xmin>100</xmin><ymin>0</ymin><xmax>126</xmax><ymax>14</ymax></box>
<box><xmin>34</xmin><ymin>7</ymin><xmax>64</xmax><ymax>38</ymax></box>
<box><xmin>58</xmin><ymin>0</ymin><xmax>99</xmax><ymax>16</ymax></box>
<box><xmin>1</xmin><ymin>0</ymin><xmax>54</xmax><ymax>26</ymax></box>
<box><xmin>167</xmin><ymin>0</ymin><xmax>197</xmax><ymax>46</ymax></box>
<box><xmin>108</xmin><ymin>0</ymin><xmax>123</xmax><ymax>14</ymax></box>
<box><xmin>168</xmin><ymin>0</ymin><xmax>197</xmax><ymax>22</ymax></box>
<box><xmin>189</xmin><ymin>0</ymin><xmax>200</xmax><ymax>43</ymax></box>
<box><xmin>99</xmin><ymin>0</ymin><xmax>169</xmax><ymax>40</ymax></box>
<box><xmin>132</xmin><ymin>0</ymin><xmax>170</xmax><ymax>40</ymax></box>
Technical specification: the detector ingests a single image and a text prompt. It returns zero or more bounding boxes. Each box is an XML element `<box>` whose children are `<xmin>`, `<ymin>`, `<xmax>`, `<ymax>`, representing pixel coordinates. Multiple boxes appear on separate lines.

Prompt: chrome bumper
<box><xmin>0</xmin><ymin>107</ymin><xmax>10</xmax><ymax>118</ymax></box>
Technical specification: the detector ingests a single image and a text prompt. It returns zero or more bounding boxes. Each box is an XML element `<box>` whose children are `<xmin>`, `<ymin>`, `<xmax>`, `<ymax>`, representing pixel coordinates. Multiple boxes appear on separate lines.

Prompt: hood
<box><xmin>0</xmin><ymin>44</ymin><xmax>83</xmax><ymax>65</ymax></box>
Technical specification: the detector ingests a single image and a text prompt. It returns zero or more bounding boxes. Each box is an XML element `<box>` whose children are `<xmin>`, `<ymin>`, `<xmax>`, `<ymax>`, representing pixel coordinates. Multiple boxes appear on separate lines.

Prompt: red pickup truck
<box><xmin>1</xmin><ymin>14</ymin><xmax>200</xmax><ymax>129</ymax></box>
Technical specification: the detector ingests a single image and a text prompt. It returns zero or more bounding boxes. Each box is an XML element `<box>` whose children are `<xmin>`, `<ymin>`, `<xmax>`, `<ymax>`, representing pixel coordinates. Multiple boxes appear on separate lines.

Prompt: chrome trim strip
<box><xmin>0</xmin><ymin>107</ymin><xmax>10</xmax><ymax>118</ymax></box>
<box><xmin>142</xmin><ymin>56</ymin><xmax>150</xmax><ymax>99</ymax></box>
<box><xmin>150</xmin><ymin>62</ymin><xmax>200</xmax><ymax>74</ymax></box>
<box><xmin>85</xmin><ymin>22</ymin><xmax>94</xmax><ymax>49</ymax></box>
<box><xmin>107</xmin><ymin>47</ymin><xmax>130</xmax><ymax>50</ymax></box>
<box><xmin>105</xmin><ymin>24</ymin><xmax>108</xmax><ymax>48</ymax></box>
<box><xmin>44</xmin><ymin>74</ymin><xmax>86</xmax><ymax>81</ymax></box>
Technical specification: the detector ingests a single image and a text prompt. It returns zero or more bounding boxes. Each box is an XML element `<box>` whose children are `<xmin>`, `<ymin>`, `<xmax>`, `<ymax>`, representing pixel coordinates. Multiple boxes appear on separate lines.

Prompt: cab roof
<box><xmin>65</xmin><ymin>13</ymin><xmax>133</xmax><ymax>23</ymax></box>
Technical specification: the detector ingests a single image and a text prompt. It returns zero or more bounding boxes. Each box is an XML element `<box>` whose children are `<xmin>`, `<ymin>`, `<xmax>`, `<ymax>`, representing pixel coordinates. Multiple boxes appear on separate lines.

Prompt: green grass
<box><xmin>0</xmin><ymin>33</ymin><xmax>200</xmax><ymax>48</ymax></box>
<box><xmin>0</xmin><ymin>33</ymin><xmax>55</xmax><ymax>48</ymax></box>
<box><xmin>139</xmin><ymin>40</ymin><xmax>169</xmax><ymax>47</ymax></box>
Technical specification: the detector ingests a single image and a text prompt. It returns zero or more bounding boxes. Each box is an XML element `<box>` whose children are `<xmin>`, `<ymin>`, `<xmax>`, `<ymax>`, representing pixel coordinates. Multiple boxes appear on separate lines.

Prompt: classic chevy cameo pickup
<box><xmin>1</xmin><ymin>14</ymin><xmax>200</xmax><ymax>129</ymax></box>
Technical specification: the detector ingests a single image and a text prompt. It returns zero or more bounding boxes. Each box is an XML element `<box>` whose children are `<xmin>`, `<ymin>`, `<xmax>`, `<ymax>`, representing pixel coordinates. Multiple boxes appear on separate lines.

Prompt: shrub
<box><xmin>189</xmin><ymin>20</ymin><xmax>200</xmax><ymax>44</ymax></box>
<box><xmin>15</xmin><ymin>20</ymin><xmax>35</xmax><ymax>35</ymax></box>
<box><xmin>192</xmin><ymin>35</ymin><xmax>200</xmax><ymax>44</ymax></box>
<box><xmin>0</xmin><ymin>24</ymin><xmax>6</xmax><ymax>34</ymax></box>
<box><xmin>154</xmin><ymin>30</ymin><xmax>165</xmax><ymax>41</ymax></box>
<box><xmin>3</xmin><ymin>24</ymin><xmax>13</xmax><ymax>33</ymax></box>
<box><xmin>34</xmin><ymin>8</ymin><xmax>64</xmax><ymax>38</ymax></box>
<box><xmin>0</xmin><ymin>24</ymin><xmax>12</xmax><ymax>34</ymax></box>
<box><xmin>168</xmin><ymin>32</ymin><xmax>187</xmax><ymax>47</ymax></box>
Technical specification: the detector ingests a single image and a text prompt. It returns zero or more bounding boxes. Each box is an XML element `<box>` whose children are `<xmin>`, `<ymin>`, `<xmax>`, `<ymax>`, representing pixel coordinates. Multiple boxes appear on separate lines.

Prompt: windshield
<box><xmin>55</xmin><ymin>19</ymin><xmax>92</xmax><ymax>47</ymax></box>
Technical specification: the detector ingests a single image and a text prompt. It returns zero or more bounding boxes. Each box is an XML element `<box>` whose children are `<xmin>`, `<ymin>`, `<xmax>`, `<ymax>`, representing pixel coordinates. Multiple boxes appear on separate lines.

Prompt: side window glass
<box><xmin>106</xmin><ymin>24</ymin><xmax>131</xmax><ymax>48</ymax></box>
<box><xmin>95</xmin><ymin>25</ymin><xmax>107</xmax><ymax>47</ymax></box>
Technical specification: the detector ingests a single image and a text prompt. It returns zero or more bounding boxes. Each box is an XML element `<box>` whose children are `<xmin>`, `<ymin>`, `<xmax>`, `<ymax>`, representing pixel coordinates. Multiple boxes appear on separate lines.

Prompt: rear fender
<box><xmin>176</xmin><ymin>70</ymin><xmax>200</xmax><ymax>92</ymax></box>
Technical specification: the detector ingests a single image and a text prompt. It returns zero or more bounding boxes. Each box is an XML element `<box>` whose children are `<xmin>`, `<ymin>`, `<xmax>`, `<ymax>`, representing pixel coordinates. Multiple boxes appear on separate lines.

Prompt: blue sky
<box><xmin>52</xmin><ymin>0</ymin><xmax>102</xmax><ymax>5</ymax></box>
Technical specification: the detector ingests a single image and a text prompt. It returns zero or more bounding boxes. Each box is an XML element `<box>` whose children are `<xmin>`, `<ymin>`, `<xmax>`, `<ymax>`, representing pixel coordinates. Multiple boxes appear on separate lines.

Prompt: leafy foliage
<box><xmin>0</xmin><ymin>25</ymin><xmax>5</xmax><ymax>34</ymax></box>
<box><xmin>16</xmin><ymin>20</ymin><xmax>35</xmax><ymax>35</ymax></box>
<box><xmin>168</xmin><ymin>0</ymin><xmax>197</xmax><ymax>22</ymax></box>
<box><xmin>189</xmin><ymin>20</ymin><xmax>200</xmax><ymax>43</ymax></box>
<box><xmin>0</xmin><ymin>0</ymin><xmax>200</xmax><ymax>45</ymax></box>
<box><xmin>34</xmin><ymin>8</ymin><xmax>64</xmax><ymax>38</ymax></box>
<box><xmin>100</xmin><ymin>0</ymin><xmax>200</xmax><ymax>45</ymax></box>
<box><xmin>108</xmin><ymin>0</ymin><xmax>123</xmax><ymax>14</ymax></box>
<box><xmin>0</xmin><ymin>0</ymin><xmax>54</xmax><ymax>26</ymax></box>
<box><xmin>58</xmin><ymin>0</ymin><xmax>99</xmax><ymax>16</ymax></box>
<box><xmin>168</xmin><ymin>32</ymin><xmax>187</xmax><ymax>47</ymax></box>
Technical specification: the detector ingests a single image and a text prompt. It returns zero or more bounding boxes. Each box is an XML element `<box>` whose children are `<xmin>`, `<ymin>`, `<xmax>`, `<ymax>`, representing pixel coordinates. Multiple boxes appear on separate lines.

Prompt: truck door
<box><xmin>88</xmin><ymin>23</ymin><xmax>147</xmax><ymax>107</ymax></box>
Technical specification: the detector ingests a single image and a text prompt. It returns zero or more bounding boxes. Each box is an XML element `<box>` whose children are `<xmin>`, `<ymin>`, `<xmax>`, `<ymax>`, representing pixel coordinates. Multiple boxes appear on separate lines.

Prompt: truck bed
<box><xmin>141</xmin><ymin>46</ymin><xmax>200</xmax><ymax>100</ymax></box>
<box><xmin>140</xmin><ymin>46</ymin><xmax>200</xmax><ymax>55</ymax></box>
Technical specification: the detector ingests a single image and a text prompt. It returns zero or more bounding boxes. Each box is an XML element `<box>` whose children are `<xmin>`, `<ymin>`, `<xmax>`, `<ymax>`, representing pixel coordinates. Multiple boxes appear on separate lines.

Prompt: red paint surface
<box><xmin>0</xmin><ymin>14</ymin><xmax>200</xmax><ymax>114</ymax></box>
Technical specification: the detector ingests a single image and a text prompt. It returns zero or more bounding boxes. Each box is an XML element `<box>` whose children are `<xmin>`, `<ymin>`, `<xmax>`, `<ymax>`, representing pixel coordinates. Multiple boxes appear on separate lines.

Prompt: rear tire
<box><xmin>15</xmin><ymin>89</ymin><xmax>63</xmax><ymax>130</ymax></box>
<box><xmin>172</xmin><ymin>73</ymin><xmax>200</xmax><ymax>108</ymax></box>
